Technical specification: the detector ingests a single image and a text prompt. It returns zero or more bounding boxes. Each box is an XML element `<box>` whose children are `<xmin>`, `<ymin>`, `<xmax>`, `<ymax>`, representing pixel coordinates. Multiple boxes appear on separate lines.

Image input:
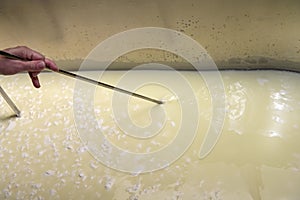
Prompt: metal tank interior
<box><xmin>0</xmin><ymin>1</ymin><xmax>300</xmax><ymax>199</ymax></box>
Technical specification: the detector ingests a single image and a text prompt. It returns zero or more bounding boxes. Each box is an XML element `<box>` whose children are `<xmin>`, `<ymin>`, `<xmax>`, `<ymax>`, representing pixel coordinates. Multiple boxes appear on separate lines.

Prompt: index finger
<box><xmin>45</xmin><ymin>58</ymin><xmax>59</xmax><ymax>71</ymax></box>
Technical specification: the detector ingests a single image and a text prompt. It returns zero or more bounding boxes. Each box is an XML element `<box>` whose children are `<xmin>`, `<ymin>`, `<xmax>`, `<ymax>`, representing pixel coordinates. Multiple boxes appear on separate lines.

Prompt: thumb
<box><xmin>21</xmin><ymin>60</ymin><xmax>45</xmax><ymax>72</ymax></box>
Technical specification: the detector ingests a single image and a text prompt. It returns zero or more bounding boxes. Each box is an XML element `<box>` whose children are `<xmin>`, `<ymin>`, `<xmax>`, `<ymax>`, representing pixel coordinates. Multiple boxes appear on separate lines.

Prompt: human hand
<box><xmin>0</xmin><ymin>46</ymin><xmax>58</xmax><ymax>88</ymax></box>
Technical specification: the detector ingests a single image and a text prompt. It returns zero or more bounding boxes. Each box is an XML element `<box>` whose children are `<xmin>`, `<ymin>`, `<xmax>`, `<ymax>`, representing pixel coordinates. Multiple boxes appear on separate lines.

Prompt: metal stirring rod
<box><xmin>0</xmin><ymin>86</ymin><xmax>21</xmax><ymax>117</ymax></box>
<box><xmin>0</xmin><ymin>50</ymin><xmax>163</xmax><ymax>105</ymax></box>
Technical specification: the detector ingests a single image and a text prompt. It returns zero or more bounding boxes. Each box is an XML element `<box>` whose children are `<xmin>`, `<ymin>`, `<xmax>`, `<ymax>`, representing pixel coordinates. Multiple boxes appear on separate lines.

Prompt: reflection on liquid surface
<box><xmin>0</xmin><ymin>70</ymin><xmax>300</xmax><ymax>199</ymax></box>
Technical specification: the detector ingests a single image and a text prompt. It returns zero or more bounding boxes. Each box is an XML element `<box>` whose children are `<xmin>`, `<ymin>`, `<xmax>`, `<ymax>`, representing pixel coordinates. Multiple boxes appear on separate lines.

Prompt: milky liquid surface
<box><xmin>0</xmin><ymin>70</ymin><xmax>300</xmax><ymax>199</ymax></box>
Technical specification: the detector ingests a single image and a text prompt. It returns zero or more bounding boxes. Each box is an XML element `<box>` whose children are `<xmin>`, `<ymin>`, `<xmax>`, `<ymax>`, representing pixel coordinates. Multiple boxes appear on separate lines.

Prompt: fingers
<box><xmin>20</xmin><ymin>60</ymin><xmax>46</xmax><ymax>72</ymax></box>
<box><xmin>1</xmin><ymin>46</ymin><xmax>59</xmax><ymax>88</ymax></box>
<box><xmin>45</xmin><ymin>58</ymin><xmax>59</xmax><ymax>71</ymax></box>
<box><xmin>27</xmin><ymin>59</ymin><xmax>58</xmax><ymax>88</ymax></box>
<box><xmin>29</xmin><ymin>72</ymin><xmax>41</xmax><ymax>88</ymax></box>
<box><xmin>30</xmin><ymin>71</ymin><xmax>40</xmax><ymax>77</ymax></box>
<box><xmin>3</xmin><ymin>46</ymin><xmax>58</xmax><ymax>72</ymax></box>
<box><xmin>4</xmin><ymin>46</ymin><xmax>45</xmax><ymax>61</ymax></box>
<box><xmin>0</xmin><ymin>60</ymin><xmax>45</xmax><ymax>75</ymax></box>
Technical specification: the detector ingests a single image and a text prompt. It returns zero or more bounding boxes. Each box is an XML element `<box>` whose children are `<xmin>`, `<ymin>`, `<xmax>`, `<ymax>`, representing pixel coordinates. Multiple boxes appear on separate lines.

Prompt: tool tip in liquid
<box><xmin>15</xmin><ymin>112</ymin><xmax>21</xmax><ymax>118</ymax></box>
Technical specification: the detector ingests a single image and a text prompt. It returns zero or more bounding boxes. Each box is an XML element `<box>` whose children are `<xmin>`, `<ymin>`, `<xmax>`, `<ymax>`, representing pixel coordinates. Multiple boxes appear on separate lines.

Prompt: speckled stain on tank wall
<box><xmin>0</xmin><ymin>0</ymin><xmax>299</xmax><ymax>71</ymax></box>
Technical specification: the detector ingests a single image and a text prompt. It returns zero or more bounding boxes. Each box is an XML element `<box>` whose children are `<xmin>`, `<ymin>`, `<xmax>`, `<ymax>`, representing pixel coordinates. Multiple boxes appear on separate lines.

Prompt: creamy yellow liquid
<box><xmin>0</xmin><ymin>70</ymin><xmax>300</xmax><ymax>199</ymax></box>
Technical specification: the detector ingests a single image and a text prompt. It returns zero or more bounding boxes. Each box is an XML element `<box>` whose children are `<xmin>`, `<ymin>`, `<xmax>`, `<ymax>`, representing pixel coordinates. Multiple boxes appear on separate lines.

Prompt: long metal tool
<box><xmin>0</xmin><ymin>50</ymin><xmax>163</xmax><ymax>104</ymax></box>
<box><xmin>0</xmin><ymin>86</ymin><xmax>21</xmax><ymax>117</ymax></box>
